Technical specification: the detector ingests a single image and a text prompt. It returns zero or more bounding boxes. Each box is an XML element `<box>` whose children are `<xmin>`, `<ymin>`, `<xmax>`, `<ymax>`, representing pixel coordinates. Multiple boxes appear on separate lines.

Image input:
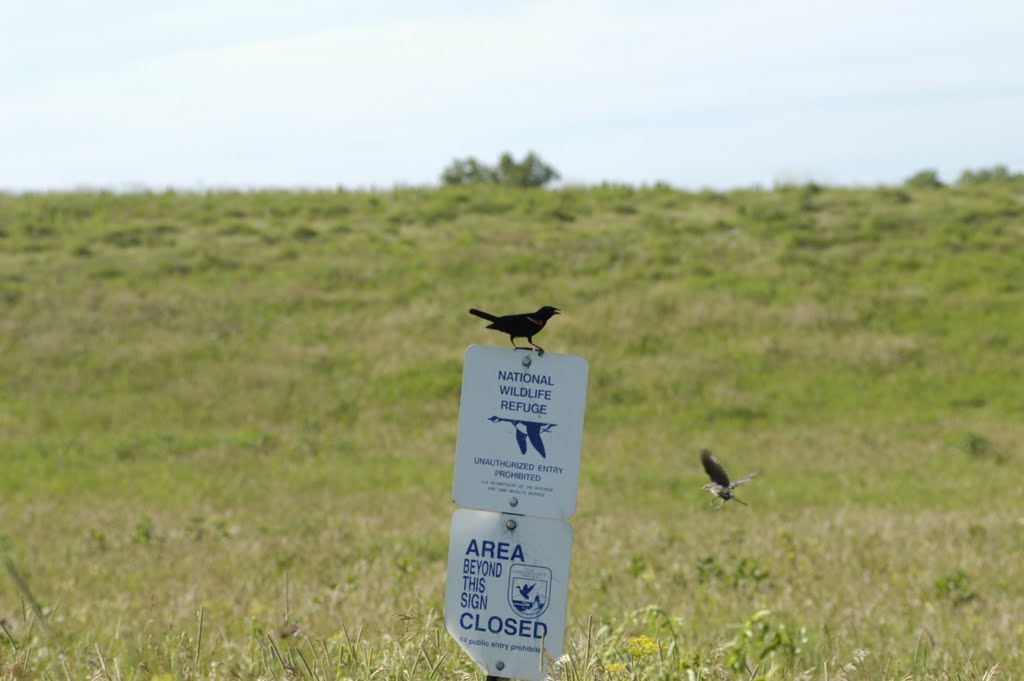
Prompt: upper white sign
<box><xmin>453</xmin><ymin>345</ymin><xmax>589</xmax><ymax>520</ymax></box>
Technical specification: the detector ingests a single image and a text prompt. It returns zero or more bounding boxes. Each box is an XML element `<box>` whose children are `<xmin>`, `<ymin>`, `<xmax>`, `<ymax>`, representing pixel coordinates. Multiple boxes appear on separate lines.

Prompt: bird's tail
<box><xmin>732</xmin><ymin>496</ymin><xmax>748</xmax><ymax>506</ymax></box>
<box><xmin>468</xmin><ymin>308</ymin><xmax>500</xmax><ymax>322</ymax></box>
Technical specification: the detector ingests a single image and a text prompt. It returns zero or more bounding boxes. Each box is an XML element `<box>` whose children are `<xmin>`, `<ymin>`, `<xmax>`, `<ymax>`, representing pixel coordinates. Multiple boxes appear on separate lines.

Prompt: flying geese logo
<box><xmin>488</xmin><ymin>416</ymin><xmax>557</xmax><ymax>458</ymax></box>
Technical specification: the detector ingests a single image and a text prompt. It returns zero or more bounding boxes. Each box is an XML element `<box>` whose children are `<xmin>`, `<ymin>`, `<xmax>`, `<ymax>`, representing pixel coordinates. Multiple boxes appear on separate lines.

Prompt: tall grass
<box><xmin>1</xmin><ymin>180</ymin><xmax>1022</xmax><ymax>679</ymax></box>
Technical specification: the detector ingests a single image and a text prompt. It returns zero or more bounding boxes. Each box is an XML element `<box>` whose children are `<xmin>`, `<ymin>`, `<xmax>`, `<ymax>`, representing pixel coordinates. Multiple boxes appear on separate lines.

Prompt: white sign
<box><xmin>453</xmin><ymin>345</ymin><xmax>589</xmax><ymax>520</ymax></box>
<box><xmin>444</xmin><ymin>508</ymin><xmax>572</xmax><ymax>681</ymax></box>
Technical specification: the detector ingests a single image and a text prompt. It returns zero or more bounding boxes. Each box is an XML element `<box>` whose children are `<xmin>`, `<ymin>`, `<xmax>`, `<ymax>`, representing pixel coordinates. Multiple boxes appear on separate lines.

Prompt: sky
<box><xmin>3</xmin><ymin>0</ymin><xmax>1023</xmax><ymax>191</ymax></box>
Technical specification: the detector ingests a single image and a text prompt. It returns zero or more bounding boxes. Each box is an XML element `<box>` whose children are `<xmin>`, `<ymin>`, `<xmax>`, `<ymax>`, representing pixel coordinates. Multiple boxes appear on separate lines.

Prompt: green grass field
<box><xmin>1</xmin><ymin>180</ymin><xmax>1023</xmax><ymax>680</ymax></box>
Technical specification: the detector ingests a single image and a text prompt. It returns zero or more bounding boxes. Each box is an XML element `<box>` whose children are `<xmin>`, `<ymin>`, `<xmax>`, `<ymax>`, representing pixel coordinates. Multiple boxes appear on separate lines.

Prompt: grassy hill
<box><xmin>1</xmin><ymin>180</ymin><xmax>1022</xmax><ymax>679</ymax></box>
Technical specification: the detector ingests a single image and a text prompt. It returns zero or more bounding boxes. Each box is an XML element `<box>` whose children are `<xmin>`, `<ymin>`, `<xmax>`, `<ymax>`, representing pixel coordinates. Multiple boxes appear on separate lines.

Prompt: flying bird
<box><xmin>517</xmin><ymin>583</ymin><xmax>536</xmax><ymax>599</ymax></box>
<box><xmin>468</xmin><ymin>306</ymin><xmax>561</xmax><ymax>355</ymax></box>
<box><xmin>700</xmin><ymin>449</ymin><xmax>758</xmax><ymax>509</ymax></box>
<box><xmin>488</xmin><ymin>416</ymin><xmax>556</xmax><ymax>457</ymax></box>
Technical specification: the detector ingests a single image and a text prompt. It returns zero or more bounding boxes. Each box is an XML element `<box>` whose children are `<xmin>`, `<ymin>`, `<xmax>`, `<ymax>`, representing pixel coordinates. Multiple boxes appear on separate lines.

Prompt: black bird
<box><xmin>700</xmin><ymin>449</ymin><xmax>758</xmax><ymax>510</ymax></box>
<box><xmin>468</xmin><ymin>306</ymin><xmax>561</xmax><ymax>355</ymax></box>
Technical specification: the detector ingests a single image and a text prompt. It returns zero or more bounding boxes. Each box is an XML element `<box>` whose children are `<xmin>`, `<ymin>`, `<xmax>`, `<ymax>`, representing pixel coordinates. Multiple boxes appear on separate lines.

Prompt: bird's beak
<box><xmin>553</xmin><ymin>308</ymin><xmax>562</xmax><ymax>314</ymax></box>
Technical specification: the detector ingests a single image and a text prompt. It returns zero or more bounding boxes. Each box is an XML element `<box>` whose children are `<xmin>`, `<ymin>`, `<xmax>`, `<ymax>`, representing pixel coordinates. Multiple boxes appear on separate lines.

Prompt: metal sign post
<box><xmin>446</xmin><ymin>345</ymin><xmax>589</xmax><ymax>681</ymax></box>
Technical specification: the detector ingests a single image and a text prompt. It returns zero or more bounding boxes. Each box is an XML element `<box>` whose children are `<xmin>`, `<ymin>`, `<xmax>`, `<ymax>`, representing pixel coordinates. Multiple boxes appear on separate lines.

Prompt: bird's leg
<box><xmin>527</xmin><ymin>337</ymin><xmax>545</xmax><ymax>356</ymax></box>
<box><xmin>510</xmin><ymin>337</ymin><xmax>528</xmax><ymax>351</ymax></box>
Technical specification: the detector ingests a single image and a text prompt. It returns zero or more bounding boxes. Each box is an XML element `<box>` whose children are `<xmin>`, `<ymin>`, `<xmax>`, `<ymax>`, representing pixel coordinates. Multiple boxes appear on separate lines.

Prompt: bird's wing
<box><xmin>515</xmin><ymin>430</ymin><xmax>528</xmax><ymax>454</ymax></box>
<box><xmin>468</xmin><ymin>308</ymin><xmax>500</xmax><ymax>322</ymax></box>
<box><xmin>730</xmin><ymin>472</ymin><xmax>758</xmax><ymax>489</ymax></box>
<box><xmin>700</xmin><ymin>449</ymin><xmax>731</xmax><ymax>487</ymax></box>
<box><xmin>526</xmin><ymin>424</ymin><xmax>547</xmax><ymax>458</ymax></box>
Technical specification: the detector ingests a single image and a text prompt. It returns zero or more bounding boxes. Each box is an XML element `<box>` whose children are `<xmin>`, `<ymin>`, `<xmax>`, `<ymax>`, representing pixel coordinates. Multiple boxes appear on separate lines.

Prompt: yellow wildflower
<box><xmin>626</xmin><ymin>635</ymin><xmax>661</xmax><ymax>658</ymax></box>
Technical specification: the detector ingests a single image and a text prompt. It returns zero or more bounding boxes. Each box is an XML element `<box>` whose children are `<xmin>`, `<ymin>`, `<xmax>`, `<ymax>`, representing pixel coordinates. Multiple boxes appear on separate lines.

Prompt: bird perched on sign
<box><xmin>700</xmin><ymin>449</ymin><xmax>758</xmax><ymax>509</ymax></box>
<box><xmin>468</xmin><ymin>306</ymin><xmax>561</xmax><ymax>355</ymax></box>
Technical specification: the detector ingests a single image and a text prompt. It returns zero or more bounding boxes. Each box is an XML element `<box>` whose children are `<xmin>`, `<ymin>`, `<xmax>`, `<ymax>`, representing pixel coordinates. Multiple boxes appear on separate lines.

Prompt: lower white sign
<box><xmin>445</xmin><ymin>508</ymin><xmax>572</xmax><ymax>681</ymax></box>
